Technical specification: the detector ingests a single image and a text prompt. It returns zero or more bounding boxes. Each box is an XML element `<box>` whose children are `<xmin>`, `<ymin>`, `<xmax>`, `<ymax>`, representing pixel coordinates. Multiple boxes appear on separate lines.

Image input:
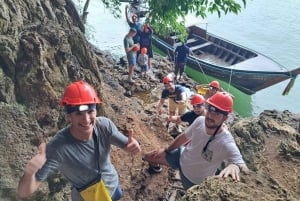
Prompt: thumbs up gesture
<box><xmin>24</xmin><ymin>143</ymin><xmax>47</xmax><ymax>176</ymax></box>
<box><xmin>125</xmin><ymin>129</ymin><xmax>141</xmax><ymax>155</ymax></box>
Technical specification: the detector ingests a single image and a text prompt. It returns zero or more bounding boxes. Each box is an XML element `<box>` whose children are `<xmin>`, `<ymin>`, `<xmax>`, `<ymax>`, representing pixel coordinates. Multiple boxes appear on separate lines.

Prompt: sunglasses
<box><xmin>210</xmin><ymin>87</ymin><xmax>219</xmax><ymax>91</ymax></box>
<box><xmin>207</xmin><ymin>105</ymin><xmax>228</xmax><ymax>116</ymax></box>
<box><xmin>164</xmin><ymin>83</ymin><xmax>172</xmax><ymax>89</ymax></box>
<box><xmin>193</xmin><ymin>104</ymin><xmax>204</xmax><ymax>109</ymax></box>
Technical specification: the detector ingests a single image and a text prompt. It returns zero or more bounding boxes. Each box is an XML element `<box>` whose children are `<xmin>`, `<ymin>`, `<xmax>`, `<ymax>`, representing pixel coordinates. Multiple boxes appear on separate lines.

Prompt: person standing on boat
<box><xmin>124</xmin><ymin>28</ymin><xmax>140</xmax><ymax>83</ymax></box>
<box><xmin>144</xmin><ymin>92</ymin><xmax>249</xmax><ymax>190</ymax></box>
<box><xmin>125</xmin><ymin>5</ymin><xmax>142</xmax><ymax>44</ymax></box>
<box><xmin>139</xmin><ymin>24</ymin><xmax>153</xmax><ymax>70</ymax></box>
<box><xmin>17</xmin><ymin>81</ymin><xmax>141</xmax><ymax>201</ymax></box>
<box><xmin>158</xmin><ymin>75</ymin><xmax>188</xmax><ymax>117</ymax></box>
<box><xmin>174</xmin><ymin>41</ymin><xmax>191</xmax><ymax>81</ymax></box>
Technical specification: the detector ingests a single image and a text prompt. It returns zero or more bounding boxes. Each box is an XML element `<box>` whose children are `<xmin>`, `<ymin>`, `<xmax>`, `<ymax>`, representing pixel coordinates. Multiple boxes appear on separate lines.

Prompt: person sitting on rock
<box><xmin>144</xmin><ymin>92</ymin><xmax>249</xmax><ymax>190</ymax></box>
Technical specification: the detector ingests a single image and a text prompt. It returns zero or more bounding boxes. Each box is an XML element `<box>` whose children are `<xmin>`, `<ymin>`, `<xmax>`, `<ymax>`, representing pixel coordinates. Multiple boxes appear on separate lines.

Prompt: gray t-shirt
<box><xmin>36</xmin><ymin>117</ymin><xmax>128</xmax><ymax>200</ymax></box>
<box><xmin>123</xmin><ymin>35</ymin><xmax>136</xmax><ymax>61</ymax></box>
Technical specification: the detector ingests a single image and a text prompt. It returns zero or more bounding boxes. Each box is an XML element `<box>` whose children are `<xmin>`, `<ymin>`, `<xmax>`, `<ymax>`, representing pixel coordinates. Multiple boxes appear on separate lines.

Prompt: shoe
<box><xmin>127</xmin><ymin>78</ymin><xmax>135</xmax><ymax>83</ymax></box>
<box><xmin>176</xmin><ymin>125</ymin><xmax>183</xmax><ymax>133</ymax></box>
<box><xmin>148</xmin><ymin>165</ymin><xmax>162</xmax><ymax>174</ymax></box>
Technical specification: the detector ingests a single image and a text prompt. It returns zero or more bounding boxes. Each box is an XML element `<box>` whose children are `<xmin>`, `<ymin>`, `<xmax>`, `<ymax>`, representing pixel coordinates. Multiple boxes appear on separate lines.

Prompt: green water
<box><xmin>184</xmin><ymin>67</ymin><xmax>252</xmax><ymax>117</ymax></box>
<box><xmin>153</xmin><ymin>46</ymin><xmax>252</xmax><ymax>117</ymax></box>
<box><xmin>82</xmin><ymin>0</ymin><xmax>300</xmax><ymax>116</ymax></box>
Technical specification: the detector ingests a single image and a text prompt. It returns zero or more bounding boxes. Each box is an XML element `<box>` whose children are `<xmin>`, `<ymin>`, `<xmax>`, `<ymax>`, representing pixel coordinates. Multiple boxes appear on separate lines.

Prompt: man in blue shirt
<box><xmin>174</xmin><ymin>42</ymin><xmax>190</xmax><ymax>81</ymax></box>
<box><xmin>158</xmin><ymin>75</ymin><xmax>188</xmax><ymax>117</ymax></box>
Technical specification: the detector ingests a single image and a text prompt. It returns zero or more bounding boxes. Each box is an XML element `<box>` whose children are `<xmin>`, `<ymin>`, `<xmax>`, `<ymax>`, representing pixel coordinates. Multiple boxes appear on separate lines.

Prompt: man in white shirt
<box><xmin>144</xmin><ymin>92</ymin><xmax>249</xmax><ymax>190</ymax></box>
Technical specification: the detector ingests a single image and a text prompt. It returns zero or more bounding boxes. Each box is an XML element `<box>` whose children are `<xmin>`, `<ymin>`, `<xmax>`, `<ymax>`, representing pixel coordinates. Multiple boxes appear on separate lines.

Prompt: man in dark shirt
<box><xmin>174</xmin><ymin>42</ymin><xmax>190</xmax><ymax>81</ymax></box>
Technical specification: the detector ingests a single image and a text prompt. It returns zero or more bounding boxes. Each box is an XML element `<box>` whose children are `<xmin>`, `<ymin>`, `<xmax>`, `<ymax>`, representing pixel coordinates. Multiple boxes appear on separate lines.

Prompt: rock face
<box><xmin>0</xmin><ymin>0</ymin><xmax>300</xmax><ymax>201</ymax></box>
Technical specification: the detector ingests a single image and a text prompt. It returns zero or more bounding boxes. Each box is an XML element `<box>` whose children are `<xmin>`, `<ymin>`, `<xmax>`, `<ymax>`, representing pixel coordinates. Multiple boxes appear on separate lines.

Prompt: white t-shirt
<box><xmin>180</xmin><ymin>116</ymin><xmax>245</xmax><ymax>184</ymax></box>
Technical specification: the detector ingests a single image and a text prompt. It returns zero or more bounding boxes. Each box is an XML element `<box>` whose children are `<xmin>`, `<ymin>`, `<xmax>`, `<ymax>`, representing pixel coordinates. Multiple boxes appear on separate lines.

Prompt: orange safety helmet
<box><xmin>163</xmin><ymin>75</ymin><xmax>173</xmax><ymax>84</ymax></box>
<box><xmin>141</xmin><ymin>47</ymin><xmax>147</xmax><ymax>54</ymax></box>
<box><xmin>190</xmin><ymin>94</ymin><xmax>205</xmax><ymax>105</ymax></box>
<box><xmin>60</xmin><ymin>81</ymin><xmax>101</xmax><ymax>106</ymax></box>
<box><xmin>206</xmin><ymin>92</ymin><xmax>233</xmax><ymax>113</ymax></box>
<box><xmin>209</xmin><ymin>80</ymin><xmax>220</xmax><ymax>89</ymax></box>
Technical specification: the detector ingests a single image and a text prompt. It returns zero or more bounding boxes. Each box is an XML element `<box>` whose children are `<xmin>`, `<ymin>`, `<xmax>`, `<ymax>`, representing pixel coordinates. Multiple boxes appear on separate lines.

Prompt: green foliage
<box><xmin>101</xmin><ymin>0</ymin><xmax>122</xmax><ymax>17</ymax></box>
<box><xmin>146</xmin><ymin>0</ymin><xmax>246</xmax><ymax>37</ymax></box>
<box><xmin>95</xmin><ymin>0</ymin><xmax>246</xmax><ymax>36</ymax></box>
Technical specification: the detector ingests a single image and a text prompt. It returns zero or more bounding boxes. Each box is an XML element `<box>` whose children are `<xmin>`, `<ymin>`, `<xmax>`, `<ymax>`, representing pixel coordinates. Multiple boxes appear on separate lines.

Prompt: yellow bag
<box><xmin>196</xmin><ymin>85</ymin><xmax>209</xmax><ymax>95</ymax></box>
<box><xmin>79</xmin><ymin>179</ymin><xmax>112</xmax><ymax>201</ymax></box>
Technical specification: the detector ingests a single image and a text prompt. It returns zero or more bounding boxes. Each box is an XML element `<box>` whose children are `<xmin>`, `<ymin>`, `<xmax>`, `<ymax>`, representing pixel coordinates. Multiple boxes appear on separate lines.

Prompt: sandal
<box><xmin>148</xmin><ymin>165</ymin><xmax>162</xmax><ymax>174</ymax></box>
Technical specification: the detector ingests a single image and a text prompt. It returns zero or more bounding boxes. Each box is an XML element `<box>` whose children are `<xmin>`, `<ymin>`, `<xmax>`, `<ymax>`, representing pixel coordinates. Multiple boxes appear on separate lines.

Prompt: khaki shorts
<box><xmin>168</xmin><ymin>98</ymin><xmax>187</xmax><ymax>115</ymax></box>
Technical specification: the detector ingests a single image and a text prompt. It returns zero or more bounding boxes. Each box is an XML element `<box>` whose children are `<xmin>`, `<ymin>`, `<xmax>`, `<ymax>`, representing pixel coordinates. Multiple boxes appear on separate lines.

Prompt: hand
<box><xmin>143</xmin><ymin>149</ymin><xmax>167</xmax><ymax>165</ymax></box>
<box><xmin>217</xmin><ymin>163</ymin><xmax>241</xmax><ymax>182</ymax></box>
<box><xmin>24</xmin><ymin>143</ymin><xmax>47</xmax><ymax>176</ymax></box>
<box><xmin>125</xmin><ymin>129</ymin><xmax>141</xmax><ymax>155</ymax></box>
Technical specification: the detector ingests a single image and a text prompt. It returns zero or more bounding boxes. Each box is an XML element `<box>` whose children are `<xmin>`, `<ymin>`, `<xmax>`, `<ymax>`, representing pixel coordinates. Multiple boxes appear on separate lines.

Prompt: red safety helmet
<box><xmin>209</xmin><ymin>80</ymin><xmax>220</xmax><ymax>89</ymax></box>
<box><xmin>60</xmin><ymin>81</ymin><xmax>101</xmax><ymax>106</ymax></box>
<box><xmin>163</xmin><ymin>75</ymin><xmax>173</xmax><ymax>84</ymax></box>
<box><xmin>190</xmin><ymin>94</ymin><xmax>205</xmax><ymax>105</ymax></box>
<box><xmin>206</xmin><ymin>92</ymin><xmax>233</xmax><ymax>113</ymax></box>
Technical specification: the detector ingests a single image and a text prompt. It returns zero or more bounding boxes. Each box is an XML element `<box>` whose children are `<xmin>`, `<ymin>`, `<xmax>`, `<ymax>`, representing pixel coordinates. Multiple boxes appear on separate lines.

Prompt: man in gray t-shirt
<box><xmin>17</xmin><ymin>81</ymin><xmax>141</xmax><ymax>201</ymax></box>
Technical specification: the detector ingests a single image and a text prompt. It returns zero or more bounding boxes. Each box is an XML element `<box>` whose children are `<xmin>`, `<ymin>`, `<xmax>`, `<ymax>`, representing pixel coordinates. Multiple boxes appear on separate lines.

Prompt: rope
<box><xmin>191</xmin><ymin>56</ymin><xmax>209</xmax><ymax>84</ymax></box>
<box><xmin>226</xmin><ymin>66</ymin><xmax>234</xmax><ymax>94</ymax></box>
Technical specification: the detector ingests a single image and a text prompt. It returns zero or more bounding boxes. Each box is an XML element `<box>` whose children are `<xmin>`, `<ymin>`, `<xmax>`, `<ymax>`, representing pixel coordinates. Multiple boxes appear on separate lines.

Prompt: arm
<box><xmin>125</xmin><ymin>5</ymin><xmax>131</xmax><ymax>24</ymax></box>
<box><xmin>217</xmin><ymin>140</ymin><xmax>250</xmax><ymax>182</ymax></box>
<box><xmin>157</xmin><ymin>98</ymin><xmax>165</xmax><ymax>115</ymax></box>
<box><xmin>123</xmin><ymin>129</ymin><xmax>141</xmax><ymax>155</ymax></box>
<box><xmin>143</xmin><ymin>132</ymin><xmax>190</xmax><ymax>166</ymax></box>
<box><xmin>175</xmin><ymin>91</ymin><xmax>187</xmax><ymax>104</ymax></box>
<box><xmin>164</xmin><ymin>132</ymin><xmax>190</xmax><ymax>152</ymax></box>
<box><xmin>167</xmin><ymin>115</ymin><xmax>182</xmax><ymax>124</ymax></box>
<box><xmin>217</xmin><ymin>163</ymin><xmax>249</xmax><ymax>182</ymax></box>
<box><xmin>17</xmin><ymin>143</ymin><xmax>46</xmax><ymax>198</ymax></box>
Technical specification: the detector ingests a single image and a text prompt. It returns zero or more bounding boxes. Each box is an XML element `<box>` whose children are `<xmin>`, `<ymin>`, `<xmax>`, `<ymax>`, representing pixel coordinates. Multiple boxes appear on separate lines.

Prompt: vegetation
<box><xmin>77</xmin><ymin>0</ymin><xmax>246</xmax><ymax>40</ymax></box>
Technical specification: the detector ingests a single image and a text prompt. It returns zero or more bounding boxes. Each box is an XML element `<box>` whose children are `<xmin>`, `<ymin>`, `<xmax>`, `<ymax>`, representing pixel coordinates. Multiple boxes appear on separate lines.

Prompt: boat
<box><xmin>152</xmin><ymin>25</ymin><xmax>300</xmax><ymax>95</ymax></box>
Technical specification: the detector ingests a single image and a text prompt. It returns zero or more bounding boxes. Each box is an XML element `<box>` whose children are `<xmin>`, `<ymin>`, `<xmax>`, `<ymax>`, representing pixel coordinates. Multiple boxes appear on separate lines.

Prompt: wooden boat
<box><xmin>152</xmin><ymin>25</ymin><xmax>300</xmax><ymax>95</ymax></box>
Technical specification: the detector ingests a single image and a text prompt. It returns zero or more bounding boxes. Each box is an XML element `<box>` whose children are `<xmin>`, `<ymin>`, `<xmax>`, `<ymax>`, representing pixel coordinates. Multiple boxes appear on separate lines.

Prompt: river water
<box><xmin>79</xmin><ymin>0</ymin><xmax>300</xmax><ymax>116</ymax></box>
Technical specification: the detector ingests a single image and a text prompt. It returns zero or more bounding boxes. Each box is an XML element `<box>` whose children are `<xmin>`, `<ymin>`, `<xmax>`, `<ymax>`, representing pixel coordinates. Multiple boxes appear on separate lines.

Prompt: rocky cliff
<box><xmin>0</xmin><ymin>1</ymin><xmax>299</xmax><ymax>201</ymax></box>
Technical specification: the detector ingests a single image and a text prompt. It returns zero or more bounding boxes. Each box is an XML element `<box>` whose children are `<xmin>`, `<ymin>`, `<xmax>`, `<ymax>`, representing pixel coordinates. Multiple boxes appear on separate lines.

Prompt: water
<box><xmin>80</xmin><ymin>0</ymin><xmax>300</xmax><ymax>116</ymax></box>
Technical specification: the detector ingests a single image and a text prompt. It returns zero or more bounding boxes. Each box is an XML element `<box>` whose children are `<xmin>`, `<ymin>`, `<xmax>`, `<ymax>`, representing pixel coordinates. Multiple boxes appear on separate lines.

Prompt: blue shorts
<box><xmin>127</xmin><ymin>56</ymin><xmax>137</xmax><ymax>66</ymax></box>
<box><xmin>141</xmin><ymin>64</ymin><xmax>148</xmax><ymax>72</ymax></box>
<box><xmin>166</xmin><ymin>147</ymin><xmax>196</xmax><ymax>190</ymax></box>
<box><xmin>111</xmin><ymin>184</ymin><xmax>123</xmax><ymax>201</ymax></box>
